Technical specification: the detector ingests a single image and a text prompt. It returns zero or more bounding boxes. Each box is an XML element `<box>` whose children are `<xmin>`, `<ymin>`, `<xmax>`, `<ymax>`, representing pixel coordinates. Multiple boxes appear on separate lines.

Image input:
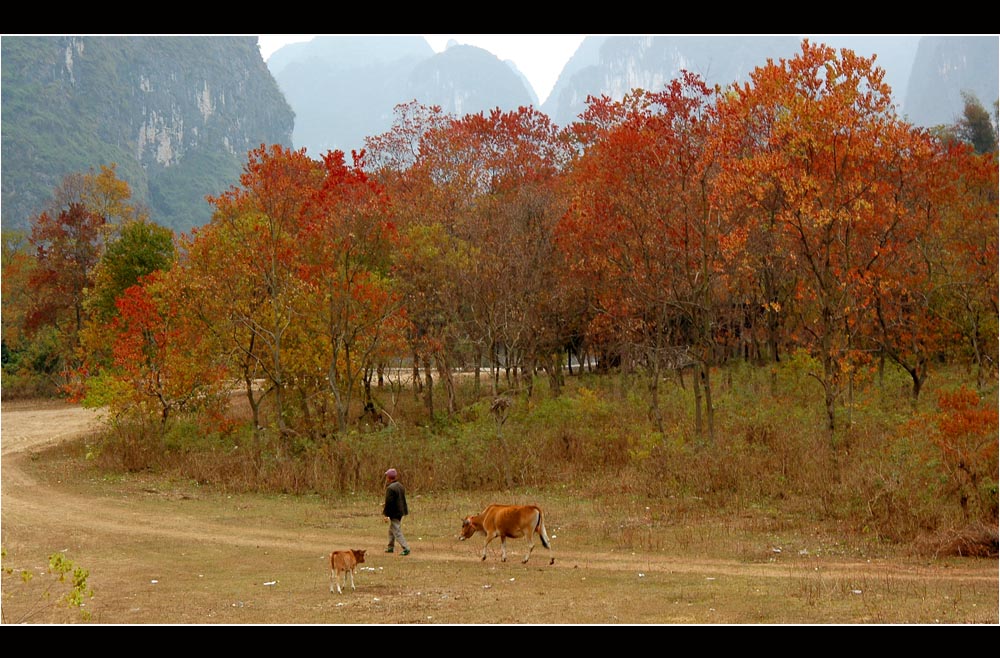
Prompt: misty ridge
<box><xmin>267</xmin><ymin>34</ymin><xmax>999</xmax><ymax>158</ymax></box>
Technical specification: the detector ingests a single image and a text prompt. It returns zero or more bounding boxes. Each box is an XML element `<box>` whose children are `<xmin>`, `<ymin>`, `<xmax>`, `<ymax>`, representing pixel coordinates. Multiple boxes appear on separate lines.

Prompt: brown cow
<box><xmin>460</xmin><ymin>504</ymin><xmax>554</xmax><ymax>565</ymax></box>
<box><xmin>329</xmin><ymin>548</ymin><xmax>366</xmax><ymax>594</ymax></box>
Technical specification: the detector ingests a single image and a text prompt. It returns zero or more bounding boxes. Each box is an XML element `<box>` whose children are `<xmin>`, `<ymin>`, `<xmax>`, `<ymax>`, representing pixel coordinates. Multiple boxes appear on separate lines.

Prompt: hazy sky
<box><xmin>256</xmin><ymin>34</ymin><xmax>586</xmax><ymax>106</ymax></box>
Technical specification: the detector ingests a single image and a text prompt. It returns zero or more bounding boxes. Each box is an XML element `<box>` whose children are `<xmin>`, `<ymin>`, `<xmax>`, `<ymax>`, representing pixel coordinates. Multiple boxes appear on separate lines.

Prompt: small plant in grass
<box><xmin>490</xmin><ymin>396</ymin><xmax>512</xmax><ymax>436</ymax></box>
<box><xmin>1</xmin><ymin>549</ymin><xmax>94</xmax><ymax>623</ymax></box>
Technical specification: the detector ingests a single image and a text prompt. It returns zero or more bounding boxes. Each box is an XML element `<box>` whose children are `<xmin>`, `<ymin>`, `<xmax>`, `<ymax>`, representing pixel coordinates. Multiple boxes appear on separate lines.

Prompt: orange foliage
<box><xmin>918</xmin><ymin>386</ymin><xmax>1000</xmax><ymax>522</ymax></box>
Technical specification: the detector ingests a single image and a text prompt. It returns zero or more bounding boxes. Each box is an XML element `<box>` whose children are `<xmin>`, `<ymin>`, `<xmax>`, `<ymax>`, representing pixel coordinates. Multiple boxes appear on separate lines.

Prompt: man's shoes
<box><xmin>385</xmin><ymin>548</ymin><xmax>394</xmax><ymax>553</ymax></box>
<box><xmin>401</xmin><ymin>549</ymin><xmax>410</xmax><ymax>556</ymax></box>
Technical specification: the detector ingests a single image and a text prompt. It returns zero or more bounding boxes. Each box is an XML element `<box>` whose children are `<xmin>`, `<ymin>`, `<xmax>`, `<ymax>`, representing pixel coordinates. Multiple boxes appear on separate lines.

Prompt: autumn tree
<box><xmin>13</xmin><ymin>164</ymin><xmax>148</xmax><ymax>395</ymax></box>
<box><xmin>294</xmin><ymin>149</ymin><xmax>406</xmax><ymax>433</ymax></box>
<box><xmin>371</xmin><ymin>104</ymin><xmax>575</xmax><ymax>426</ymax></box>
<box><xmin>709</xmin><ymin>79</ymin><xmax>800</xmax><ymax>371</ymax></box>
<box><xmin>712</xmin><ymin>41</ymin><xmax>919</xmax><ymax>439</ymax></box>
<box><xmin>25</xmin><ymin>203</ymin><xmax>107</xmax><ymax>390</ymax></box>
<box><xmin>1</xmin><ymin>229</ymin><xmax>44</xmax><ymax>394</ymax></box>
<box><xmin>45</xmin><ymin>163</ymin><xmax>145</xmax><ymax>228</ymax></box>
<box><xmin>929</xmin><ymin>145</ymin><xmax>999</xmax><ymax>390</ymax></box>
<box><xmin>205</xmin><ymin>144</ymin><xmax>325</xmax><ymax>437</ymax></box>
<box><xmin>391</xmin><ymin>221</ymin><xmax>475</xmax><ymax>417</ymax></box>
<box><xmin>847</xmin><ymin>113</ymin><xmax>996</xmax><ymax>405</ymax></box>
<box><xmin>364</xmin><ymin>102</ymin><xmax>464</xmax><ymax>416</ymax></box>
<box><xmin>72</xmin><ymin>219</ymin><xmax>178</xmax><ymax>403</ymax></box>
<box><xmin>363</xmin><ymin>100</ymin><xmax>451</xmax><ymax>188</ymax></box>
<box><xmin>849</xmin><ymin>129</ymin><xmax>992</xmax><ymax>403</ymax></box>
<box><xmin>179</xmin><ymin>218</ymin><xmax>273</xmax><ymax>438</ymax></box>
<box><xmin>920</xmin><ymin>386</ymin><xmax>999</xmax><ymax>524</ymax></box>
<box><xmin>437</xmin><ymin>107</ymin><xmax>573</xmax><ymax>399</ymax></box>
<box><xmin>83</xmin><ymin>268</ymin><xmax>228</xmax><ymax>432</ymax></box>
<box><xmin>1</xmin><ymin>230</ymin><xmax>34</xmax><ymax>356</ymax></box>
<box><xmin>492</xmin><ymin>179</ymin><xmax>579</xmax><ymax>397</ymax></box>
<box><xmin>560</xmin><ymin>75</ymin><xmax>724</xmax><ymax>440</ymax></box>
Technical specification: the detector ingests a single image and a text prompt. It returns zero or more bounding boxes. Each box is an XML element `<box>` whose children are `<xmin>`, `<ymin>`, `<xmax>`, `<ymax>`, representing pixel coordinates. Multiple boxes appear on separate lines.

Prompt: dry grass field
<box><xmin>1</xmin><ymin>400</ymin><xmax>997</xmax><ymax>625</ymax></box>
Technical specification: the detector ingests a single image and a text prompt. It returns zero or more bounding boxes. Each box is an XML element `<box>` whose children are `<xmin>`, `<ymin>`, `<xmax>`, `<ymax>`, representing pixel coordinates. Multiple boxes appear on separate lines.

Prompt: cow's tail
<box><xmin>536</xmin><ymin>509</ymin><xmax>551</xmax><ymax>550</ymax></box>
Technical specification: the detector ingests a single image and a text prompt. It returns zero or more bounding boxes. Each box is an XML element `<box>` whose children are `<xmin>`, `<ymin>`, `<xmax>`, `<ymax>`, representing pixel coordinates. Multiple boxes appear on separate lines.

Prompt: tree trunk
<box><xmin>412</xmin><ymin>349</ymin><xmax>422</xmax><ymax>398</ymax></box>
<box><xmin>906</xmin><ymin>359</ymin><xmax>927</xmax><ymax>404</ymax></box>
<box><xmin>422</xmin><ymin>355</ymin><xmax>434</xmax><ymax>419</ymax></box>
<box><xmin>244</xmin><ymin>376</ymin><xmax>263</xmax><ymax>441</ymax></box>
<box><xmin>692</xmin><ymin>363</ymin><xmax>703</xmax><ymax>438</ymax></box>
<box><xmin>701</xmin><ymin>362</ymin><xmax>715</xmax><ymax>444</ymax></box>
<box><xmin>824</xmin><ymin>379</ymin><xmax>837</xmax><ymax>438</ymax></box>
<box><xmin>547</xmin><ymin>351</ymin><xmax>563</xmax><ymax>397</ymax></box>
<box><xmin>649</xmin><ymin>359</ymin><xmax>664</xmax><ymax>436</ymax></box>
<box><xmin>436</xmin><ymin>355</ymin><xmax>456</xmax><ymax>415</ymax></box>
<box><xmin>363</xmin><ymin>368</ymin><xmax>374</xmax><ymax>407</ymax></box>
<box><xmin>491</xmin><ymin>341</ymin><xmax>500</xmax><ymax>395</ymax></box>
<box><xmin>330</xmin><ymin>359</ymin><xmax>348</xmax><ymax>434</ymax></box>
<box><xmin>473</xmin><ymin>345</ymin><xmax>482</xmax><ymax>398</ymax></box>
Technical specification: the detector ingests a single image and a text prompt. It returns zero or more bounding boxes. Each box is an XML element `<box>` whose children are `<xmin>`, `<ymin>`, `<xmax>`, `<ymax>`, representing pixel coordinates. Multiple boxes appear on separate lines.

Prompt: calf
<box><xmin>460</xmin><ymin>504</ymin><xmax>554</xmax><ymax>565</ymax></box>
<box><xmin>329</xmin><ymin>548</ymin><xmax>366</xmax><ymax>594</ymax></box>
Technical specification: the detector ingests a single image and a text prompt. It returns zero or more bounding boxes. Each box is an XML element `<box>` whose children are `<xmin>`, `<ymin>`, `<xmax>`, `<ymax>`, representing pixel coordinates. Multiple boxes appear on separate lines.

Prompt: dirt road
<box><xmin>2</xmin><ymin>401</ymin><xmax>997</xmax><ymax>624</ymax></box>
<box><xmin>2</xmin><ymin>402</ymin><xmax>100</xmax><ymax>523</ymax></box>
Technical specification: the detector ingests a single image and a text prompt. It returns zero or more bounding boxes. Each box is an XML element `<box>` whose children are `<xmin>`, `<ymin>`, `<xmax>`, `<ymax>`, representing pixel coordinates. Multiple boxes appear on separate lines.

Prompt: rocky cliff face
<box><xmin>1</xmin><ymin>35</ymin><xmax>295</xmax><ymax>233</ymax></box>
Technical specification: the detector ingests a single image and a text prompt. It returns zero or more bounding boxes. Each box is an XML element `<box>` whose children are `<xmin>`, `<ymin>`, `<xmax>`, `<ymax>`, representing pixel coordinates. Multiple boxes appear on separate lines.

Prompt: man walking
<box><xmin>382</xmin><ymin>468</ymin><xmax>410</xmax><ymax>555</ymax></box>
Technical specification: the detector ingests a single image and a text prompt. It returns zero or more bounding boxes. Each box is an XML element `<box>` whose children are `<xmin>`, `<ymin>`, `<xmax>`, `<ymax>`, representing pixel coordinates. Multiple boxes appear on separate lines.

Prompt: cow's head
<box><xmin>459</xmin><ymin>516</ymin><xmax>477</xmax><ymax>540</ymax></box>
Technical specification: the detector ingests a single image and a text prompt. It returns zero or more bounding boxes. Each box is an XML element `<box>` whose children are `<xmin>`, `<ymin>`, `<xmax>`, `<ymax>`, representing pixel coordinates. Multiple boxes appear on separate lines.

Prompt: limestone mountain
<box><xmin>904</xmin><ymin>35</ymin><xmax>1000</xmax><ymax>128</ymax></box>
<box><xmin>542</xmin><ymin>34</ymin><xmax>996</xmax><ymax>131</ymax></box>
<box><xmin>267</xmin><ymin>36</ymin><xmax>535</xmax><ymax>157</ymax></box>
<box><xmin>1</xmin><ymin>35</ymin><xmax>294</xmax><ymax>233</ymax></box>
<box><xmin>405</xmin><ymin>44</ymin><xmax>536</xmax><ymax>118</ymax></box>
<box><xmin>541</xmin><ymin>35</ymin><xmax>804</xmax><ymax>128</ymax></box>
<box><xmin>541</xmin><ymin>35</ymin><xmax>608</xmax><ymax>123</ymax></box>
<box><xmin>268</xmin><ymin>35</ymin><xmax>434</xmax><ymax>157</ymax></box>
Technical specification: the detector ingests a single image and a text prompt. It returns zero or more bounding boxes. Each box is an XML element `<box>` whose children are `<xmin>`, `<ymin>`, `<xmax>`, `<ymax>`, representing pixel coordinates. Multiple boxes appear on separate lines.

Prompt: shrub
<box><xmin>83</xmin><ymin>362</ymin><xmax>998</xmax><ymax>555</ymax></box>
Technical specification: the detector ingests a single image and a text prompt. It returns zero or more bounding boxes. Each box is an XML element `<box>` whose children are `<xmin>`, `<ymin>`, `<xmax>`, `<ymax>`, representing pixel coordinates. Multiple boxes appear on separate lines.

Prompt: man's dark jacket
<box><xmin>383</xmin><ymin>481</ymin><xmax>408</xmax><ymax>519</ymax></box>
